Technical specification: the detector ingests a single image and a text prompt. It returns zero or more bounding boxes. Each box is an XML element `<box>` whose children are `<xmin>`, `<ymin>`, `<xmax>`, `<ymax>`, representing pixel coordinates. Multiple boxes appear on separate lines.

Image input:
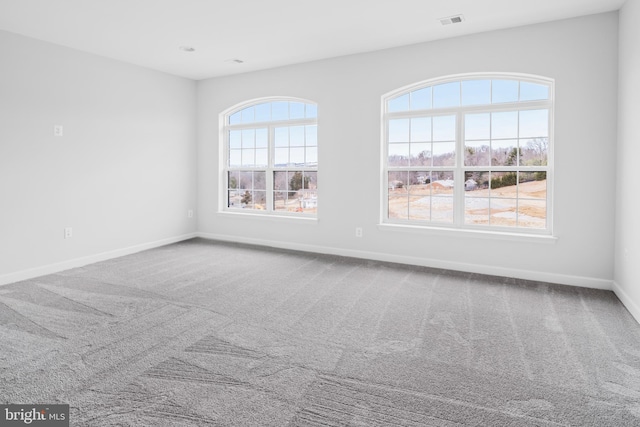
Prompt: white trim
<box><xmin>0</xmin><ymin>233</ymin><xmax>197</xmax><ymax>287</ymax></box>
<box><xmin>197</xmin><ymin>232</ymin><xmax>610</xmax><ymax>290</ymax></box>
<box><xmin>216</xmin><ymin>211</ymin><xmax>319</xmax><ymax>224</ymax></box>
<box><xmin>377</xmin><ymin>223</ymin><xmax>557</xmax><ymax>243</ymax></box>
<box><xmin>612</xmin><ymin>281</ymin><xmax>640</xmax><ymax>324</ymax></box>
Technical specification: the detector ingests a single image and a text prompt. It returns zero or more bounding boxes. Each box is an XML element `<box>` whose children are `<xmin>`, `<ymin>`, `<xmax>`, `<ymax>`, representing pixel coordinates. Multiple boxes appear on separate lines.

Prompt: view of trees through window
<box><xmin>385</xmin><ymin>76</ymin><xmax>552</xmax><ymax>231</ymax></box>
<box><xmin>224</xmin><ymin>100</ymin><xmax>318</xmax><ymax>215</ymax></box>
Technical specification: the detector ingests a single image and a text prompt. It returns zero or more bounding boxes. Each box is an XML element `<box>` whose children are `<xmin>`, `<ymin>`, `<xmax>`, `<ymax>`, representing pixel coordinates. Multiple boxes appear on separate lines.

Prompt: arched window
<box><xmin>222</xmin><ymin>98</ymin><xmax>318</xmax><ymax>216</ymax></box>
<box><xmin>383</xmin><ymin>74</ymin><xmax>553</xmax><ymax>233</ymax></box>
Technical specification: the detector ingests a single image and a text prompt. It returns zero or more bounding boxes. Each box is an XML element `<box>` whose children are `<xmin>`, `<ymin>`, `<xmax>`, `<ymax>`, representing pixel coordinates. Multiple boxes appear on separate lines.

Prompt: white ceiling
<box><xmin>0</xmin><ymin>0</ymin><xmax>627</xmax><ymax>80</ymax></box>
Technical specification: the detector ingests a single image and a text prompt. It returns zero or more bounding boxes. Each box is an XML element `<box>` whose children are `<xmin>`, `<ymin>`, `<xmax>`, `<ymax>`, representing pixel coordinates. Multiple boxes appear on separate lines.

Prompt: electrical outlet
<box><xmin>54</xmin><ymin>125</ymin><xmax>63</xmax><ymax>137</ymax></box>
<box><xmin>355</xmin><ymin>227</ymin><xmax>363</xmax><ymax>238</ymax></box>
<box><xmin>64</xmin><ymin>227</ymin><xmax>73</xmax><ymax>239</ymax></box>
<box><xmin>188</xmin><ymin>209</ymin><xmax>194</xmax><ymax>218</ymax></box>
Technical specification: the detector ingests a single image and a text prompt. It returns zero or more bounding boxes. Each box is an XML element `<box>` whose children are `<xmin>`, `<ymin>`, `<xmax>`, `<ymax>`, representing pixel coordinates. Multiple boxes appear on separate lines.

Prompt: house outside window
<box><xmin>222</xmin><ymin>98</ymin><xmax>318</xmax><ymax>216</ymax></box>
<box><xmin>383</xmin><ymin>74</ymin><xmax>553</xmax><ymax>234</ymax></box>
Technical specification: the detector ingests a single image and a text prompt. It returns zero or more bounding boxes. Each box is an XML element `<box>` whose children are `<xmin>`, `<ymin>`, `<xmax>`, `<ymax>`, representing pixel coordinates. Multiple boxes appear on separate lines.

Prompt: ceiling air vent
<box><xmin>439</xmin><ymin>14</ymin><xmax>465</xmax><ymax>26</ymax></box>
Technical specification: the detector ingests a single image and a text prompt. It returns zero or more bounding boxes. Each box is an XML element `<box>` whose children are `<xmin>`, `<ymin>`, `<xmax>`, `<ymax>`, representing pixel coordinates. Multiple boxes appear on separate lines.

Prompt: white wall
<box><xmin>198</xmin><ymin>13</ymin><xmax>619</xmax><ymax>289</ymax></box>
<box><xmin>0</xmin><ymin>31</ymin><xmax>197</xmax><ymax>282</ymax></box>
<box><xmin>614</xmin><ymin>0</ymin><xmax>640</xmax><ymax>321</ymax></box>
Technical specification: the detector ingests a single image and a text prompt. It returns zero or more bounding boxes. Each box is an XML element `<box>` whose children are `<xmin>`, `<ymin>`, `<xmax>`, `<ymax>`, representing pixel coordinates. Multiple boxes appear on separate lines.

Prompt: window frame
<box><xmin>220</xmin><ymin>97</ymin><xmax>318</xmax><ymax>218</ymax></box>
<box><xmin>381</xmin><ymin>73</ymin><xmax>554</xmax><ymax>235</ymax></box>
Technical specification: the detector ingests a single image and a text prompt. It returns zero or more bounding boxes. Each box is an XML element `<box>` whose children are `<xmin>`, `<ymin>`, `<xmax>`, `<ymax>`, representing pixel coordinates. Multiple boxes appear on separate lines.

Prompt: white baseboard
<box><xmin>612</xmin><ymin>281</ymin><xmax>640</xmax><ymax>324</ymax></box>
<box><xmin>198</xmin><ymin>232</ymin><xmax>613</xmax><ymax>291</ymax></box>
<box><xmin>0</xmin><ymin>233</ymin><xmax>198</xmax><ymax>286</ymax></box>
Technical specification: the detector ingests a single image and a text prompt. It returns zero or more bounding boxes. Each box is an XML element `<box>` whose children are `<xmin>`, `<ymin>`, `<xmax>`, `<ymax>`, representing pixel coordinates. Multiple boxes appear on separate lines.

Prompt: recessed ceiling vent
<box><xmin>439</xmin><ymin>14</ymin><xmax>465</xmax><ymax>25</ymax></box>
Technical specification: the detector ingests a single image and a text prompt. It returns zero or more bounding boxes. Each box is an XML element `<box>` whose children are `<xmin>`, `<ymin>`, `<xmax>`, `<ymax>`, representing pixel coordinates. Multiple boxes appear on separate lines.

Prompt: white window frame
<box><xmin>220</xmin><ymin>97</ymin><xmax>318</xmax><ymax>218</ymax></box>
<box><xmin>381</xmin><ymin>73</ymin><xmax>554</xmax><ymax>236</ymax></box>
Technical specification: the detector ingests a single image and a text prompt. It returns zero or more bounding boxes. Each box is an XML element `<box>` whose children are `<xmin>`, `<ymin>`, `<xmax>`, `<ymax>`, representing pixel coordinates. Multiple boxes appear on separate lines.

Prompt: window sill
<box><xmin>218</xmin><ymin>210</ymin><xmax>318</xmax><ymax>224</ymax></box>
<box><xmin>377</xmin><ymin>223</ymin><xmax>557</xmax><ymax>244</ymax></box>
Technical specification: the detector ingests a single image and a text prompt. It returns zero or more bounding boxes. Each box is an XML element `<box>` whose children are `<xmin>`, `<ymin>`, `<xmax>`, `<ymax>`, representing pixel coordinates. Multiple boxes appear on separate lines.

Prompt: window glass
<box><xmin>385</xmin><ymin>76</ymin><xmax>552</xmax><ymax>233</ymax></box>
<box><xmin>224</xmin><ymin>99</ymin><xmax>318</xmax><ymax>215</ymax></box>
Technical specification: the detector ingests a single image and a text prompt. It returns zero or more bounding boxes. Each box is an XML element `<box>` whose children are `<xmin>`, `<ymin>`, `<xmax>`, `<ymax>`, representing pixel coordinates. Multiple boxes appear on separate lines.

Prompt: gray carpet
<box><xmin>1</xmin><ymin>238</ymin><xmax>640</xmax><ymax>426</ymax></box>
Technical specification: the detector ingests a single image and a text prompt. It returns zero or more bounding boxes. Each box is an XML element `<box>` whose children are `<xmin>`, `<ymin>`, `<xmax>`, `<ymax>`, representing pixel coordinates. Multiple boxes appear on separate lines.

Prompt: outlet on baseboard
<box><xmin>64</xmin><ymin>227</ymin><xmax>73</xmax><ymax>239</ymax></box>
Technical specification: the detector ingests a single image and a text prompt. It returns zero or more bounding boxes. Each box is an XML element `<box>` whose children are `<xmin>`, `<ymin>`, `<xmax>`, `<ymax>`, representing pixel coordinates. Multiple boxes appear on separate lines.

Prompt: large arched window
<box><xmin>383</xmin><ymin>74</ymin><xmax>553</xmax><ymax>233</ymax></box>
<box><xmin>222</xmin><ymin>98</ymin><xmax>318</xmax><ymax>216</ymax></box>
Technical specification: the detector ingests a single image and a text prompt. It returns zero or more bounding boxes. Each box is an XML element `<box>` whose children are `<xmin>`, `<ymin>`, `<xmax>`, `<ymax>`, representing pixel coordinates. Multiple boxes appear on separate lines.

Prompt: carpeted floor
<box><xmin>1</xmin><ymin>238</ymin><xmax>640</xmax><ymax>426</ymax></box>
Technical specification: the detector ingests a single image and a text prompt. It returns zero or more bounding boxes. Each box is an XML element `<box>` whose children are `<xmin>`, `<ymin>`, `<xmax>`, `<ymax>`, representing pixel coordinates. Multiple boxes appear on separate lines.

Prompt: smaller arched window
<box><xmin>222</xmin><ymin>98</ymin><xmax>318</xmax><ymax>216</ymax></box>
<box><xmin>383</xmin><ymin>74</ymin><xmax>553</xmax><ymax>234</ymax></box>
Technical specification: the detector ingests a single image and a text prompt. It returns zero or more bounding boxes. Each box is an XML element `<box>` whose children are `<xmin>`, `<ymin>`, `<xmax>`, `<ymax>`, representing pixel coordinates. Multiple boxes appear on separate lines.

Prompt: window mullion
<box><xmin>455</xmin><ymin>112</ymin><xmax>465</xmax><ymax>227</ymax></box>
<box><xmin>265</xmin><ymin>125</ymin><xmax>274</xmax><ymax>212</ymax></box>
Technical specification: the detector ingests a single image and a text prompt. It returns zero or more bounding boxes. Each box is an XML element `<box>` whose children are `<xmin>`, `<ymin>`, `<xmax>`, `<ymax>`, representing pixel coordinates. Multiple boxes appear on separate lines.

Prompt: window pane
<box><xmin>388</xmin><ymin>93</ymin><xmax>410</xmax><ymax>112</ymax></box>
<box><xmin>241</xmin><ymin>149</ymin><xmax>254</xmax><ymax>166</ymax></box>
<box><xmin>410</xmin><ymin>117</ymin><xmax>431</xmax><ymax>142</ymax></box>
<box><xmin>272</xmin><ymin>101</ymin><xmax>289</xmax><ymax>120</ymax></box>
<box><xmin>229</xmin><ymin>149</ymin><xmax>241</xmax><ymax>167</ymax></box>
<box><xmin>242</xmin><ymin>129</ymin><xmax>255</xmax><ymax>148</ymax></box>
<box><xmin>255</xmin><ymin>149</ymin><xmax>268</xmax><ymax>167</ymax></box>
<box><xmin>408</xmin><ymin>196</ymin><xmax>430</xmax><ymax>220</ymax></box>
<box><xmin>490</xmin><ymin>172</ymin><xmax>518</xmax><ymax>196</ymax></box>
<box><xmin>465</xmin><ymin>113</ymin><xmax>490</xmax><ymax>140</ymax></box>
<box><xmin>290</xmin><ymin>147</ymin><xmax>305</xmax><ymax>165</ymax></box>
<box><xmin>410</xmin><ymin>143</ymin><xmax>431</xmax><ymax>166</ymax></box>
<box><xmin>275</xmin><ymin>147</ymin><xmax>288</xmax><ymax>166</ymax></box>
<box><xmin>229</xmin><ymin>111</ymin><xmax>241</xmax><ymax>125</ymax></box>
<box><xmin>290</xmin><ymin>126</ymin><xmax>305</xmax><ymax>146</ymax></box>
<box><xmin>465</xmin><ymin>197</ymin><xmax>490</xmax><ymax>225</ymax></box>
<box><xmin>228</xmin><ymin>171</ymin><xmax>239</xmax><ymax>189</ymax></box>
<box><xmin>306</xmin><ymin>125</ymin><xmax>318</xmax><ymax>146</ymax></box>
<box><xmin>492</xmin><ymin>111</ymin><xmax>518</xmax><ymax>139</ymax></box>
<box><xmin>464</xmin><ymin>140</ymin><xmax>490</xmax><ymax>166</ymax></box>
<box><xmin>407</xmin><ymin>172</ymin><xmax>431</xmax><ymax>220</ymax></box>
<box><xmin>519</xmin><ymin>109</ymin><xmax>548</xmax><ymax>138</ymax></box>
<box><xmin>433</xmin><ymin>82</ymin><xmax>460</xmax><ymax>108</ymax></box>
<box><xmin>388</xmin><ymin>143</ymin><xmax>410</xmax><ymax>166</ymax></box>
<box><xmin>255</xmin><ymin>103</ymin><xmax>271</xmax><ymax>122</ymax></box>
<box><xmin>490</xmin><ymin>198</ymin><xmax>518</xmax><ymax>227</ymax></box>
<box><xmin>432</xmin><ymin>142</ymin><xmax>456</xmax><ymax>166</ymax></box>
<box><xmin>238</xmin><ymin>171</ymin><xmax>254</xmax><ymax>189</ymax></box>
<box><xmin>254</xmin><ymin>171</ymin><xmax>266</xmax><ymax>190</ymax></box>
<box><xmin>518</xmin><ymin>199</ymin><xmax>546</xmax><ymax>228</ymax></box>
<box><xmin>290</xmin><ymin>102</ymin><xmax>305</xmax><ymax>119</ymax></box>
<box><xmin>521</xmin><ymin>139</ymin><xmax>548</xmax><ymax>166</ymax></box>
<box><xmin>491</xmin><ymin>140</ymin><xmax>518</xmax><ymax>166</ymax></box>
<box><xmin>463</xmin><ymin>172</ymin><xmax>489</xmax><ymax>225</ymax></box>
<box><xmin>256</xmin><ymin>128</ymin><xmax>268</xmax><ymax>148</ymax></box>
<box><xmin>305</xmin><ymin>103</ymin><xmax>318</xmax><ymax>118</ymax></box>
<box><xmin>520</xmin><ymin>82</ymin><xmax>549</xmax><ymax>101</ymax></box>
<box><xmin>389</xmin><ymin>119</ymin><xmax>410</xmax><ymax>142</ymax></box>
<box><xmin>462</xmin><ymin>80</ymin><xmax>491</xmax><ymax>106</ymax></box>
<box><xmin>410</xmin><ymin>88</ymin><xmax>431</xmax><ymax>110</ymax></box>
<box><xmin>518</xmin><ymin>172</ymin><xmax>546</xmax><ymax>200</ymax></box>
<box><xmin>274</xmin><ymin>171</ymin><xmax>288</xmax><ymax>191</ymax></box>
<box><xmin>388</xmin><ymin>171</ymin><xmax>409</xmax><ymax>220</ymax></box>
<box><xmin>274</xmin><ymin>127</ymin><xmax>288</xmax><ymax>147</ymax></box>
<box><xmin>490</xmin><ymin>202</ymin><xmax>518</xmax><ymax>230</ymax></box>
<box><xmin>229</xmin><ymin>130</ymin><xmax>241</xmax><ymax>149</ymax></box>
<box><xmin>306</xmin><ymin>146</ymin><xmax>318</xmax><ymax>165</ymax></box>
<box><xmin>431</xmin><ymin>171</ymin><xmax>455</xmax><ymax>195</ymax></box>
<box><xmin>492</xmin><ymin>80</ymin><xmax>519</xmax><ymax>103</ymax></box>
<box><xmin>432</xmin><ymin>115</ymin><xmax>456</xmax><ymax>141</ymax></box>
<box><xmin>241</xmin><ymin>106</ymin><xmax>255</xmax><ymax>123</ymax></box>
<box><xmin>431</xmin><ymin>197</ymin><xmax>454</xmax><ymax>223</ymax></box>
